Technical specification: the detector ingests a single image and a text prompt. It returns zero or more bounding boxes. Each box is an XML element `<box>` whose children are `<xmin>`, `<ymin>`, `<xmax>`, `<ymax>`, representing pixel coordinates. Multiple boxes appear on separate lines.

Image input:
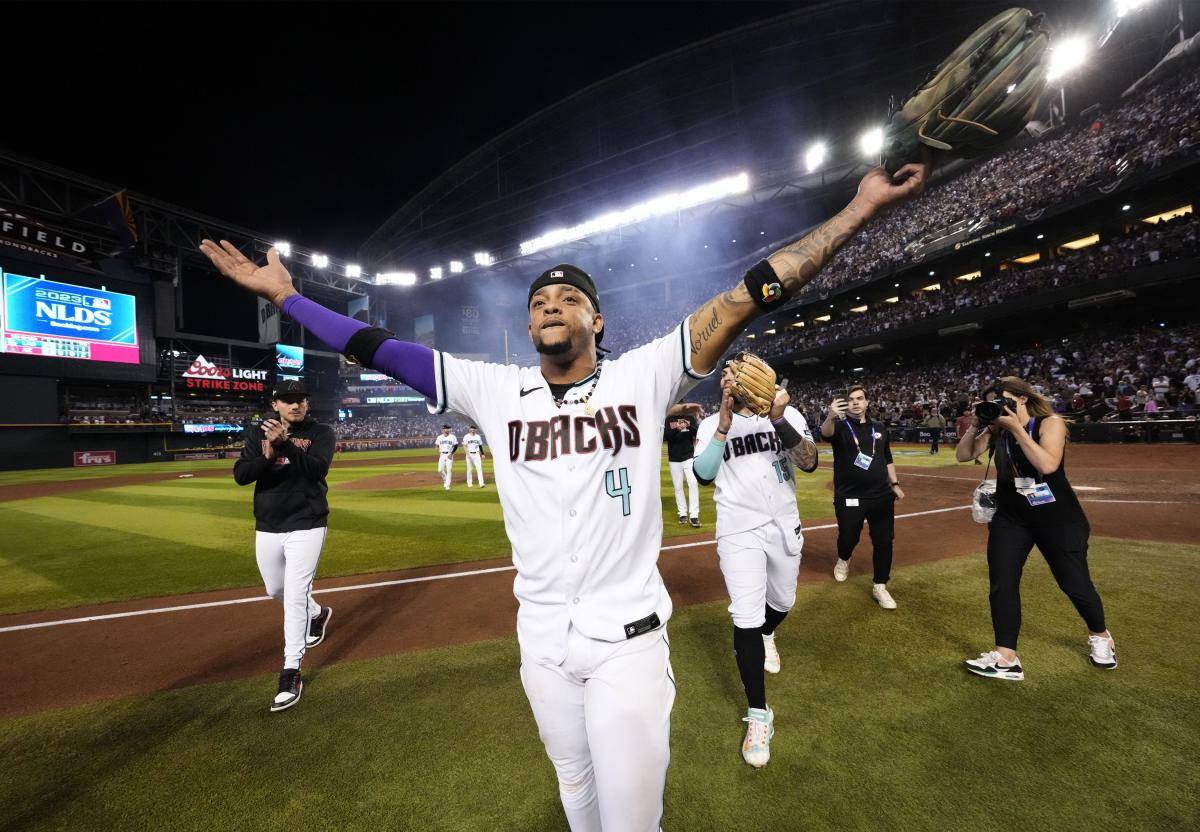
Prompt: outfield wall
<box><xmin>0</xmin><ymin>424</ymin><xmax>241</xmax><ymax>470</ymax></box>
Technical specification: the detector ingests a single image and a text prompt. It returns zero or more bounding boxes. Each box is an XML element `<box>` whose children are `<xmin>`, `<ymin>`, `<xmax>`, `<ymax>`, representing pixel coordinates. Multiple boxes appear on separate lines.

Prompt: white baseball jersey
<box><xmin>463</xmin><ymin>433</ymin><xmax>485</xmax><ymax>455</ymax></box>
<box><xmin>426</xmin><ymin>317</ymin><xmax>708</xmax><ymax>663</ymax></box>
<box><xmin>435</xmin><ymin>434</ymin><xmax>458</xmax><ymax>455</ymax></box>
<box><xmin>695</xmin><ymin>406</ymin><xmax>812</xmax><ymax>540</ymax></box>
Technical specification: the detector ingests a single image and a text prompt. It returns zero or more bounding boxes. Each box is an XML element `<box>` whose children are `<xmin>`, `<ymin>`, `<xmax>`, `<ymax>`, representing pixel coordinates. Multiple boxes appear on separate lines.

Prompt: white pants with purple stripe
<box><xmin>256</xmin><ymin>527</ymin><xmax>326</xmax><ymax>670</ymax></box>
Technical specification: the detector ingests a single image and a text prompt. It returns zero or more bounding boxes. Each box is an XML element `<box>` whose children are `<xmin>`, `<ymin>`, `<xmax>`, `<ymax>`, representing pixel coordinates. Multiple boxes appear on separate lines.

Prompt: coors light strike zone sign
<box><xmin>182</xmin><ymin>354</ymin><xmax>268</xmax><ymax>392</ymax></box>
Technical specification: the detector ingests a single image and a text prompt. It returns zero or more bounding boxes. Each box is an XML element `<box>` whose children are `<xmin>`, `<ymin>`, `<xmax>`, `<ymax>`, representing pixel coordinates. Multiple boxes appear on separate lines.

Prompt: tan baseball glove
<box><xmin>727</xmin><ymin>352</ymin><xmax>777</xmax><ymax>417</ymax></box>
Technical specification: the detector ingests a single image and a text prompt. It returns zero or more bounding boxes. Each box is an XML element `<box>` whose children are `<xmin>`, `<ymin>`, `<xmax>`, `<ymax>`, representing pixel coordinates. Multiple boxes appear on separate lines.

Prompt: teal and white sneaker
<box><xmin>964</xmin><ymin>651</ymin><xmax>1024</xmax><ymax>681</ymax></box>
<box><xmin>741</xmin><ymin>706</ymin><xmax>774</xmax><ymax>768</ymax></box>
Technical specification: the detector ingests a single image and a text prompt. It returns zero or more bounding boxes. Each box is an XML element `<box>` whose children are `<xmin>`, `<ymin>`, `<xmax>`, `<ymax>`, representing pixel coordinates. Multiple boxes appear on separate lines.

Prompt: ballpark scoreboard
<box><xmin>1</xmin><ymin>271</ymin><xmax>139</xmax><ymax>364</ymax></box>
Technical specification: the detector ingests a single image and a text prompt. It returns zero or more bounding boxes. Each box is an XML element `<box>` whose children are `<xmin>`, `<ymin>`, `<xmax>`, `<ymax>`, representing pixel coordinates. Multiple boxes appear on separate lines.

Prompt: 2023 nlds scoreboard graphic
<box><xmin>1</xmin><ymin>271</ymin><xmax>139</xmax><ymax>364</ymax></box>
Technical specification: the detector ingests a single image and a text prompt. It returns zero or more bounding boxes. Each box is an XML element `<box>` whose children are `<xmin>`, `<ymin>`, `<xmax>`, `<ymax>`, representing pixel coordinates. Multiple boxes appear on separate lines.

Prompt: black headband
<box><xmin>528</xmin><ymin>263</ymin><xmax>603</xmax><ymax>345</ymax></box>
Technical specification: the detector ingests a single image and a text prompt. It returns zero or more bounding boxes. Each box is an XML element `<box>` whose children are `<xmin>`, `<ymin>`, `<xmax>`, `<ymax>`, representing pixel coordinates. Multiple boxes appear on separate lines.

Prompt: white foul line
<box><xmin>0</xmin><ymin>505</ymin><xmax>972</xmax><ymax>634</ymax></box>
<box><xmin>660</xmin><ymin>503</ymin><xmax>972</xmax><ymax>550</ymax></box>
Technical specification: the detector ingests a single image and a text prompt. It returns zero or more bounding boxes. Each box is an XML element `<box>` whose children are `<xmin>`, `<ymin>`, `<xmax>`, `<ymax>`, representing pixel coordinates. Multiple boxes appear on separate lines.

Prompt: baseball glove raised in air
<box><xmin>727</xmin><ymin>352</ymin><xmax>777</xmax><ymax>417</ymax></box>
<box><xmin>882</xmin><ymin>7</ymin><xmax>1051</xmax><ymax>174</ymax></box>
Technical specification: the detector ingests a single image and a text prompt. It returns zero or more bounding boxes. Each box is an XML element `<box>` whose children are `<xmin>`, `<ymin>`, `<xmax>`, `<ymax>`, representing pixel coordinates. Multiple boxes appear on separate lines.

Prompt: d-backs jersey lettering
<box><xmin>463</xmin><ymin>434</ymin><xmax>485</xmax><ymax>455</ymax></box>
<box><xmin>695</xmin><ymin>407</ymin><xmax>812</xmax><ymax>540</ymax></box>
<box><xmin>435</xmin><ymin>434</ymin><xmax>457</xmax><ymax>455</ymax></box>
<box><xmin>425</xmin><ymin>318</ymin><xmax>709</xmax><ymax>663</ymax></box>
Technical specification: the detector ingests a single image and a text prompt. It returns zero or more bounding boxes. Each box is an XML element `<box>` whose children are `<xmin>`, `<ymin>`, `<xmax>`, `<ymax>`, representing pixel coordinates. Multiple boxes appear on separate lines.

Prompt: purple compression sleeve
<box><xmin>280</xmin><ymin>294</ymin><xmax>438</xmax><ymax>400</ymax></box>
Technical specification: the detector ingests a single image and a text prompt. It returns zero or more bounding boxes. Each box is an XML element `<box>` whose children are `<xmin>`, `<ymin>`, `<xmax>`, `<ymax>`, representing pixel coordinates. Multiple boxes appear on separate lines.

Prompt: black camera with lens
<box><xmin>974</xmin><ymin>397</ymin><xmax>1015</xmax><ymax>425</ymax></box>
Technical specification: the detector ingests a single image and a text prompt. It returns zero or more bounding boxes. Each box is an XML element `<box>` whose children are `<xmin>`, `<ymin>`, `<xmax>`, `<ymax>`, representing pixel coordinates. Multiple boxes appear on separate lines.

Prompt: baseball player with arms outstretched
<box><xmin>434</xmin><ymin>424</ymin><xmax>458</xmax><ymax>490</ymax></box>
<box><xmin>693</xmin><ymin>362</ymin><xmax>817</xmax><ymax>767</ymax></box>
<box><xmin>200</xmin><ymin>158</ymin><xmax>925</xmax><ymax>830</ymax></box>
<box><xmin>463</xmin><ymin>425</ymin><xmax>487</xmax><ymax>487</ymax></box>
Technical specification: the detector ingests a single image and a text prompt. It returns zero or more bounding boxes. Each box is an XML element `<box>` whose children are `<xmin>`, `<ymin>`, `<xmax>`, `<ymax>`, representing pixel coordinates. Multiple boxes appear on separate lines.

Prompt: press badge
<box><xmin>1026</xmin><ymin>483</ymin><xmax>1056</xmax><ymax>506</ymax></box>
<box><xmin>854</xmin><ymin>453</ymin><xmax>873</xmax><ymax>470</ymax></box>
<box><xmin>1013</xmin><ymin>477</ymin><xmax>1036</xmax><ymax>492</ymax></box>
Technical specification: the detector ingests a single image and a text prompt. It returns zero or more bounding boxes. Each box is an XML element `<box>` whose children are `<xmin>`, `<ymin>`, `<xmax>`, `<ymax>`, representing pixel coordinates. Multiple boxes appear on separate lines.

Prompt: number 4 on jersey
<box><xmin>605</xmin><ymin>467</ymin><xmax>631</xmax><ymax>516</ymax></box>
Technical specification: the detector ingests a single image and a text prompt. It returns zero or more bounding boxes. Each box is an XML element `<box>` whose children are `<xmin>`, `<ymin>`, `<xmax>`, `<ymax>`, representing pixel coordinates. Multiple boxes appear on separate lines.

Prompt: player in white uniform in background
<box><xmin>434</xmin><ymin>424</ymin><xmax>458</xmax><ymax>490</ymax></box>
<box><xmin>201</xmin><ymin>156</ymin><xmax>927</xmax><ymax>831</ymax></box>
<box><xmin>694</xmin><ymin>360</ymin><xmax>818</xmax><ymax>767</ymax></box>
<box><xmin>463</xmin><ymin>425</ymin><xmax>487</xmax><ymax>487</ymax></box>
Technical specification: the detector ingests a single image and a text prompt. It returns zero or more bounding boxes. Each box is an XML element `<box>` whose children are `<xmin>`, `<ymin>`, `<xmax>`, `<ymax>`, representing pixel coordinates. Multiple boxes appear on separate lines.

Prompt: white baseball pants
<box><xmin>520</xmin><ymin>627</ymin><xmax>675</xmax><ymax>832</ymax></box>
<box><xmin>668</xmin><ymin>459</ymin><xmax>699</xmax><ymax>520</ymax></box>
<box><xmin>255</xmin><ymin>527</ymin><xmax>326</xmax><ymax>669</ymax></box>
<box><xmin>717</xmin><ymin>521</ymin><xmax>803</xmax><ymax>628</ymax></box>
<box><xmin>437</xmin><ymin>454</ymin><xmax>453</xmax><ymax>487</ymax></box>
<box><xmin>466</xmin><ymin>452</ymin><xmax>485</xmax><ymax>486</ymax></box>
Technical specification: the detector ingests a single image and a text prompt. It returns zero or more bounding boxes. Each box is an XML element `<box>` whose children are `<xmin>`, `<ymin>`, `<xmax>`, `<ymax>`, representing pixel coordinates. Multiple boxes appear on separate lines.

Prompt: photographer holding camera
<box><xmin>955</xmin><ymin>376</ymin><xmax>1116</xmax><ymax>681</ymax></box>
<box><xmin>821</xmin><ymin>385</ymin><xmax>904</xmax><ymax>609</ymax></box>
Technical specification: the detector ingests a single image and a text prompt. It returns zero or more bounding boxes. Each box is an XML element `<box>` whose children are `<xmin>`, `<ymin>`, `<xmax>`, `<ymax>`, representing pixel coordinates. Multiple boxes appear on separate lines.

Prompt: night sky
<box><xmin>6</xmin><ymin>2</ymin><xmax>798</xmax><ymax>258</ymax></box>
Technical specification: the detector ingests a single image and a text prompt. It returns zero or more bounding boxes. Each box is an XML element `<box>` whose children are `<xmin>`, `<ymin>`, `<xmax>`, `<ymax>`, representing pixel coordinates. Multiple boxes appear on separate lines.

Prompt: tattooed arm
<box><xmin>687</xmin><ymin>162</ymin><xmax>928</xmax><ymax>374</ymax></box>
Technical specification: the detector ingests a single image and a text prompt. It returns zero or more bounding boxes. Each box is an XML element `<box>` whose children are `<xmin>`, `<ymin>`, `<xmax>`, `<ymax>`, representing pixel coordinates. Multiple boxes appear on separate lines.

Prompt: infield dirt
<box><xmin>1</xmin><ymin>443</ymin><xmax>1195</xmax><ymax>717</ymax></box>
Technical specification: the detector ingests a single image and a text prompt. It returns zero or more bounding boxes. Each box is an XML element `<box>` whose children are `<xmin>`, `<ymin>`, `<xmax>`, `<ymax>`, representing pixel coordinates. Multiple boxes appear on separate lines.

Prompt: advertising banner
<box><xmin>257</xmin><ymin>297</ymin><xmax>281</xmax><ymax>344</ymax></box>
<box><xmin>181</xmin><ymin>354</ymin><xmax>268</xmax><ymax>393</ymax></box>
<box><xmin>74</xmin><ymin>450</ymin><xmax>116</xmax><ymax>466</ymax></box>
<box><xmin>2</xmin><ymin>273</ymin><xmax>139</xmax><ymax>363</ymax></box>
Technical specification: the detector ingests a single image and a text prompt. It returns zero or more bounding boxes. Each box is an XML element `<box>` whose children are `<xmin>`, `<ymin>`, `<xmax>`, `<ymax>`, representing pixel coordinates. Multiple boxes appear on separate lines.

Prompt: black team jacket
<box><xmin>233</xmin><ymin>417</ymin><xmax>336</xmax><ymax>532</ymax></box>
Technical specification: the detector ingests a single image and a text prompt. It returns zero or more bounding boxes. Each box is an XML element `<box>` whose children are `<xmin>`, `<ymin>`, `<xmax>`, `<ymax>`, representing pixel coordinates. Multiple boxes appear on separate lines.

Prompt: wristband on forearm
<box><xmin>744</xmin><ymin>259</ymin><xmax>792</xmax><ymax>313</ymax></box>
<box><xmin>772</xmin><ymin>416</ymin><xmax>804</xmax><ymax>449</ymax></box>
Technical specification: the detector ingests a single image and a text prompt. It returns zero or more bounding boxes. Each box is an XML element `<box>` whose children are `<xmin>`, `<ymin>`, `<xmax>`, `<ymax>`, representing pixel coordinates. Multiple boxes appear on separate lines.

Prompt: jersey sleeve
<box><xmin>621</xmin><ymin>316</ymin><xmax>714</xmax><ymax>414</ymax></box>
<box><xmin>425</xmin><ymin>353</ymin><xmax>518</xmax><ymax>426</ymax></box>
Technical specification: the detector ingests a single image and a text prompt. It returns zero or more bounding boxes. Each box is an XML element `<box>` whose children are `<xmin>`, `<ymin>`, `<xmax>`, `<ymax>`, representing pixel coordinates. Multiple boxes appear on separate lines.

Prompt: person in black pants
<box><xmin>956</xmin><ymin>376</ymin><xmax>1116</xmax><ymax>681</ymax></box>
<box><xmin>820</xmin><ymin>384</ymin><xmax>905</xmax><ymax>609</ymax></box>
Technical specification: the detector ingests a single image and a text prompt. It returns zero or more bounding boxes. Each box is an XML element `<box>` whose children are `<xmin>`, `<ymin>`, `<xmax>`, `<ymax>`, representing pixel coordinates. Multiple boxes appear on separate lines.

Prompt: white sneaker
<box><xmin>872</xmin><ymin>583</ymin><xmax>897</xmax><ymax>609</ymax></box>
<box><xmin>964</xmin><ymin>650</ymin><xmax>1024</xmax><ymax>681</ymax></box>
<box><xmin>763</xmin><ymin>633</ymin><xmax>781</xmax><ymax>674</ymax></box>
<box><xmin>741</xmin><ymin>706</ymin><xmax>774</xmax><ymax>768</ymax></box>
<box><xmin>1088</xmin><ymin>632</ymin><xmax>1118</xmax><ymax>669</ymax></box>
<box><xmin>833</xmin><ymin>558</ymin><xmax>850</xmax><ymax>582</ymax></box>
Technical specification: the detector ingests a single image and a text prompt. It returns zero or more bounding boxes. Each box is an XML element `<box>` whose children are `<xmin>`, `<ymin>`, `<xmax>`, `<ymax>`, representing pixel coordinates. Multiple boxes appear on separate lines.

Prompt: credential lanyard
<box><xmin>843</xmin><ymin>418</ymin><xmax>876</xmax><ymax>458</ymax></box>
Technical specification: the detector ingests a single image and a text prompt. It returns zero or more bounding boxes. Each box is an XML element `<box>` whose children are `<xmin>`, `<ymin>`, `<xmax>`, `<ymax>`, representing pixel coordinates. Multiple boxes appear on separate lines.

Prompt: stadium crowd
<box><xmin>800</xmin><ymin>67</ymin><xmax>1200</xmax><ymax>300</ymax></box>
<box><xmin>334</xmin><ymin>411</ymin><xmax>478</xmax><ymax>440</ymax></box>
<box><xmin>592</xmin><ymin>68</ymin><xmax>1200</xmax><ymax>356</ymax></box>
<box><xmin>765</xmin><ymin>320</ymin><xmax>1200</xmax><ymax>432</ymax></box>
<box><xmin>750</xmin><ymin>211</ymin><xmax>1199</xmax><ymax>358</ymax></box>
<box><xmin>328</xmin><ymin>321</ymin><xmax>1198</xmax><ymax>442</ymax></box>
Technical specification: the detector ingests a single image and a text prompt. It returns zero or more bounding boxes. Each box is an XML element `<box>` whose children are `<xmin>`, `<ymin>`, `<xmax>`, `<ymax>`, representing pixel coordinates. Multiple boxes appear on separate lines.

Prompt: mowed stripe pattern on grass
<box><xmin>0</xmin><ymin>539</ymin><xmax>1195</xmax><ymax>832</ymax></box>
<box><xmin>2</xmin><ymin>450</ymin><xmax>957</xmax><ymax>615</ymax></box>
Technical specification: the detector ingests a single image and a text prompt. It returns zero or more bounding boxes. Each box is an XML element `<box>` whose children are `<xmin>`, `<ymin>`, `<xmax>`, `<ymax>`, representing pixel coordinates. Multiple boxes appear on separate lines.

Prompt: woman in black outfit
<box><xmin>955</xmin><ymin>376</ymin><xmax>1116</xmax><ymax>681</ymax></box>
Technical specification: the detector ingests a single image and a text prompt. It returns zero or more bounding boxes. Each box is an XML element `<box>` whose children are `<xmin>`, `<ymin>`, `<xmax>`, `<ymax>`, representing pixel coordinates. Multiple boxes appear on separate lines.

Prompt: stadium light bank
<box><xmin>518</xmin><ymin>172</ymin><xmax>750</xmax><ymax>256</ymax></box>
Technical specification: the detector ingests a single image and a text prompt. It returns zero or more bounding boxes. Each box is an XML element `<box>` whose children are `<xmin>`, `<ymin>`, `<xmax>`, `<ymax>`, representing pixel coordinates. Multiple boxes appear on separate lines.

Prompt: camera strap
<box><xmin>1003</xmin><ymin>418</ymin><xmax>1039</xmax><ymax>483</ymax></box>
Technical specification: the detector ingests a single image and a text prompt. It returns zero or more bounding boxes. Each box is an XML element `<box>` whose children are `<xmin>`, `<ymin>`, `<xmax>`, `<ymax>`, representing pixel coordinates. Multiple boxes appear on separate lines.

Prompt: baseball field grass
<box><xmin>2</xmin><ymin>536</ymin><xmax>1196</xmax><ymax>831</ymax></box>
<box><xmin>0</xmin><ymin>448</ymin><xmax>954</xmax><ymax>614</ymax></box>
